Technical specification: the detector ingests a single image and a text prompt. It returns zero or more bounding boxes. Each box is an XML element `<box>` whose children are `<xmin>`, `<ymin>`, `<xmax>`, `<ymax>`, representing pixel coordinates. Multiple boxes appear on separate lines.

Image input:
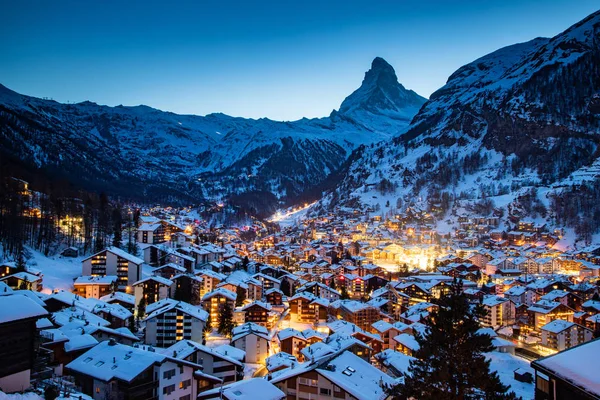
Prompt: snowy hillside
<box><xmin>318</xmin><ymin>10</ymin><xmax>600</xmax><ymax>241</ymax></box>
<box><xmin>0</xmin><ymin>58</ymin><xmax>423</xmax><ymax>210</ymax></box>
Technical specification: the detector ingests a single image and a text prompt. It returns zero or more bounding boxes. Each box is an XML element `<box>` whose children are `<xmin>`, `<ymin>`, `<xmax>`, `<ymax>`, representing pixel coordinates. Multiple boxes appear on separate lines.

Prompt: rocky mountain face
<box><xmin>321</xmin><ymin>11</ymin><xmax>600</xmax><ymax>236</ymax></box>
<box><xmin>0</xmin><ymin>58</ymin><xmax>423</xmax><ymax>212</ymax></box>
<box><xmin>335</xmin><ymin>57</ymin><xmax>427</xmax><ymax>133</ymax></box>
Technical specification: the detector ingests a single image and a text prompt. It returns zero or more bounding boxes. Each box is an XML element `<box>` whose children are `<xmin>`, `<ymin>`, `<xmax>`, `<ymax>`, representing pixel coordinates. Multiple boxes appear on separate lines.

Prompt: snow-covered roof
<box><xmin>67</xmin><ymin>341</ymin><xmax>165</xmax><ymax>382</ymax></box>
<box><xmin>163</xmin><ymin>339</ymin><xmax>243</xmax><ymax>366</ymax></box>
<box><xmin>83</xmin><ymin>246</ymin><xmax>144</xmax><ymax>265</ymax></box>
<box><xmin>301</xmin><ymin>342</ymin><xmax>335</xmax><ymax>361</ymax></box>
<box><xmin>393</xmin><ymin>333</ymin><xmax>420</xmax><ymax>352</ymax></box>
<box><xmin>198</xmin><ymin>378</ymin><xmax>285</xmax><ymax>400</ymax></box>
<box><xmin>138</xmin><ymin>223</ymin><xmax>161</xmax><ymax>231</ymax></box>
<box><xmin>214</xmin><ymin>344</ymin><xmax>246</xmax><ymax>363</ymax></box>
<box><xmin>541</xmin><ymin>319</ymin><xmax>576</xmax><ymax>334</ymax></box>
<box><xmin>132</xmin><ymin>275</ymin><xmax>173</xmax><ymax>287</ymax></box>
<box><xmin>231</xmin><ymin>322</ymin><xmax>269</xmax><ymax>342</ymax></box>
<box><xmin>0</xmin><ymin>294</ymin><xmax>48</xmax><ymax>324</ymax></box>
<box><xmin>265</xmin><ymin>351</ymin><xmax>298</xmax><ymax>372</ymax></box>
<box><xmin>534</xmin><ymin>338</ymin><xmax>600</xmax><ymax>396</ymax></box>
<box><xmin>100</xmin><ymin>291</ymin><xmax>135</xmax><ymax>306</ymax></box>
<box><xmin>202</xmin><ymin>287</ymin><xmax>237</xmax><ymax>301</ymax></box>
<box><xmin>52</xmin><ymin>307</ymin><xmax>110</xmax><ymax>328</ymax></box>
<box><xmin>316</xmin><ymin>351</ymin><xmax>394</xmax><ymax>400</ymax></box>
<box><xmin>64</xmin><ymin>334</ymin><xmax>99</xmax><ymax>353</ymax></box>
<box><xmin>144</xmin><ymin>299</ymin><xmax>208</xmax><ymax>322</ymax></box>
<box><xmin>375</xmin><ymin>349</ymin><xmax>415</xmax><ymax>376</ymax></box>
<box><xmin>74</xmin><ymin>275</ymin><xmax>118</xmax><ymax>285</ymax></box>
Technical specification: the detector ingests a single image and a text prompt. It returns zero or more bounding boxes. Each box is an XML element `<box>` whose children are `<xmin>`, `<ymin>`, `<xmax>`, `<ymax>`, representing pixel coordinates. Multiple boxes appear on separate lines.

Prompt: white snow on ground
<box><xmin>27</xmin><ymin>248</ymin><xmax>85</xmax><ymax>293</ymax></box>
<box><xmin>269</xmin><ymin>202</ymin><xmax>316</xmax><ymax>227</ymax></box>
<box><xmin>487</xmin><ymin>352</ymin><xmax>534</xmax><ymax>400</ymax></box>
<box><xmin>204</xmin><ymin>330</ymin><xmax>230</xmax><ymax>348</ymax></box>
<box><xmin>243</xmin><ymin>363</ymin><xmax>263</xmax><ymax>379</ymax></box>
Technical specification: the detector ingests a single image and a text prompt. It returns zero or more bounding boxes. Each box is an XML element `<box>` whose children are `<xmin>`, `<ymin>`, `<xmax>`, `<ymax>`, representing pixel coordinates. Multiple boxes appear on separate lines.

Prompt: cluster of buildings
<box><xmin>1</xmin><ymin>205</ymin><xmax>600</xmax><ymax>399</ymax></box>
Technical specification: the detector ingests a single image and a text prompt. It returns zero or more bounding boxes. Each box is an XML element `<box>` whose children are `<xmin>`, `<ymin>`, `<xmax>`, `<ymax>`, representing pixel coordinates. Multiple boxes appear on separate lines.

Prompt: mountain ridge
<box><xmin>0</xmin><ymin>57</ymin><xmax>423</xmax><ymax>214</ymax></box>
<box><xmin>316</xmin><ymin>10</ymin><xmax>600</xmax><ymax>241</ymax></box>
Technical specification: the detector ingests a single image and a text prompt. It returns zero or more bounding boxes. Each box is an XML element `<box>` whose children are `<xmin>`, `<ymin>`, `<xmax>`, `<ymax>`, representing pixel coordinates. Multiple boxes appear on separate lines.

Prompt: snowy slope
<box><xmin>318</xmin><ymin>10</ymin><xmax>600</xmax><ymax>238</ymax></box>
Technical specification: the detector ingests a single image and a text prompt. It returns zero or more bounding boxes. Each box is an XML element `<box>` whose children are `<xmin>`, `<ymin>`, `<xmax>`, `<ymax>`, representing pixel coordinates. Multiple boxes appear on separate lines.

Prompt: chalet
<box><xmin>152</xmin><ymin>263</ymin><xmax>187</xmax><ymax>280</ymax></box>
<box><xmin>252</xmin><ymin>273</ymin><xmax>281</xmax><ymax>291</ymax></box>
<box><xmin>196</xmin><ymin>270</ymin><xmax>226</xmax><ymax>297</ymax></box>
<box><xmin>0</xmin><ymin>271</ymin><xmax>43</xmax><ymax>292</ymax></box>
<box><xmin>269</xmin><ymin>351</ymin><xmax>394</xmax><ymax>400</ymax></box>
<box><xmin>296</xmin><ymin>281</ymin><xmax>340</xmax><ymax>302</ymax></box>
<box><xmin>82</xmin><ymin>247</ymin><xmax>143</xmax><ymax>288</ymax></box>
<box><xmin>504</xmin><ymin>285</ymin><xmax>537</xmax><ymax>307</ymax></box>
<box><xmin>265</xmin><ymin>352</ymin><xmax>298</xmax><ymax>374</ymax></box>
<box><xmin>481</xmin><ymin>296</ymin><xmax>515</xmax><ymax>328</ymax></box>
<box><xmin>73</xmin><ymin>276</ymin><xmax>117</xmax><ymax>299</ymax></box>
<box><xmin>394</xmin><ymin>333</ymin><xmax>420</xmax><ymax>356</ymax></box>
<box><xmin>528</xmin><ymin>300</ymin><xmax>575</xmax><ymax>331</ymax></box>
<box><xmin>201</xmin><ymin>288</ymin><xmax>237</xmax><ymax>327</ymax></box>
<box><xmin>137</xmin><ymin>223</ymin><xmax>164</xmax><ymax>244</ymax></box>
<box><xmin>91</xmin><ymin>302</ymin><xmax>133</xmax><ymax>329</ymax></box>
<box><xmin>540</xmin><ymin>320</ymin><xmax>594</xmax><ymax>352</ymax></box>
<box><xmin>99</xmin><ymin>291</ymin><xmax>136</xmax><ymax>311</ymax></box>
<box><xmin>241</xmin><ymin>301</ymin><xmax>272</xmax><ymax>328</ymax></box>
<box><xmin>61</xmin><ymin>247</ymin><xmax>79</xmax><ymax>258</ymax></box>
<box><xmin>132</xmin><ymin>276</ymin><xmax>173</xmax><ymax>312</ymax></box>
<box><xmin>375</xmin><ymin>349</ymin><xmax>416</xmax><ymax>378</ymax></box>
<box><xmin>66</xmin><ymin>341</ymin><xmax>199</xmax><ymax>400</ymax></box>
<box><xmin>231</xmin><ymin>322</ymin><xmax>270</xmax><ymax>364</ymax></box>
<box><xmin>143</xmin><ymin>245</ymin><xmax>195</xmax><ymax>271</ymax></box>
<box><xmin>335</xmin><ymin>300</ymin><xmax>381</xmax><ymax>332</ymax></box>
<box><xmin>265</xmin><ymin>288</ymin><xmax>284</xmax><ymax>306</ymax></box>
<box><xmin>170</xmin><ymin>274</ymin><xmax>203</xmax><ymax>305</ymax></box>
<box><xmin>540</xmin><ymin>290</ymin><xmax>582</xmax><ymax>311</ymax></box>
<box><xmin>165</xmin><ymin>340</ymin><xmax>243</xmax><ymax>385</ymax></box>
<box><xmin>289</xmin><ymin>292</ymin><xmax>329</xmax><ymax>324</ymax></box>
<box><xmin>144</xmin><ymin>299</ymin><xmax>208</xmax><ymax>347</ymax></box>
<box><xmin>371</xmin><ymin>320</ymin><xmax>411</xmax><ymax>351</ymax></box>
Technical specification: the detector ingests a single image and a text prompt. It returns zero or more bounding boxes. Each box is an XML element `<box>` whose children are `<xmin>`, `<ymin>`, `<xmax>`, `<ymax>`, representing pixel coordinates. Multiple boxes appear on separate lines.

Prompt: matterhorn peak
<box><xmin>338</xmin><ymin>57</ymin><xmax>426</xmax><ymax>118</ymax></box>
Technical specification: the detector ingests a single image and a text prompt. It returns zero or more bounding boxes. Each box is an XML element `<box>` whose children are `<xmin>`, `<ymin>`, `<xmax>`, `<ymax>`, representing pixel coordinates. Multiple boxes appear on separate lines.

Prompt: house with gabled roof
<box><xmin>231</xmin><ymin>322</ymin><xmax>270</xmax><ymax>364</ymax></box>
<box><xmin>144</xmin><ymin>299</ymin><xmax>208</xmax><ymax>347</ymax></box>
<box><xmin>164</xmin><ymin>340</ymin><xmax>242</xmax><ymax>385</ymax></box>
<box><xmin>66</xmin><ymin>340</ymin><xmax>199</xmax><ymax>400</ymax></box>
<box><xmin>269</xmin><ymin>350</ymin><xmax>394</xmax><ymax>400</ymax></box>
<box><xmin>82</xmin><ymin>247</ymin><xmax>143</xmax><ymax>288</ymax></box>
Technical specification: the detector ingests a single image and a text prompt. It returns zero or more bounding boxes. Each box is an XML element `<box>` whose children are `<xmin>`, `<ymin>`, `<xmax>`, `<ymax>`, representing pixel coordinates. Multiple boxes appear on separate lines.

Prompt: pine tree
<box><xmin>340</xmin><ymin>284</ymin><xmax>350</xmax><ymax>300</ymax></box>
<box><xmin>173</xmin><ymin>282</ymin><xmax>184</xmax><ymax>301</ymax></box>
<box><xmin>280</xmin><ymin>278</ymin><xmax>292</xmax><ymax>296</ymax></box>
<box><xmin>217</xmin><ymin>302</ymin><xmax>234</xmax><ymax>337</ymax></box>
<box><xmin>137</xmin><ymin>296</ymin><xmax>147</xmax><ymax>319</ymax></box>
<box><xmin>390</xmin><ymin>278</ymin><xmax>517</xmax><ymax>400</ymax></box>
<box><xmin>19</xmin><ymin>279</ymin><xmax>29</xmax><ymax>290</ymax></box>
<box><xmin>15</xmin><ymin>244</ymin><xmax>26</xmax><ymax>272</ymax></box>
<box><xmin>235</xmin><ymin>286</ymin><xmax>246</xmax><ymax>307</ymax></box>
<box><xmin>203</xmin><ymin>315</ymin><xmax>212</xmax><ymax>345</ymax></box>
<box><xmin>112</xmin><ymin>206</ymin><xmax>123</xmax><ymax>248</ymax></box>
<box><xmin>329</xmin><ymin>277</ymin><xmax>336</xmax><ymax>291</ymax></box>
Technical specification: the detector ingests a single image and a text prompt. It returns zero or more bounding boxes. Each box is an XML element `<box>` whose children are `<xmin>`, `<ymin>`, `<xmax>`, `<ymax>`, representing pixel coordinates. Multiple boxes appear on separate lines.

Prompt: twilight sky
<box><xmin>1</xmin><ymin>0</ymin><xmax>598</xmax><ymax>121</ymax></box>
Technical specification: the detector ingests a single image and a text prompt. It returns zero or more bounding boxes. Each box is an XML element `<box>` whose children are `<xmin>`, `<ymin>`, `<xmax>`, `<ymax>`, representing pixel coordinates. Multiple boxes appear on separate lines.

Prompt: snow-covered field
<box><xmin>27</xmin><ymin>248</ymin><xmax>85</xmax><ymax>293</ymax></box>
<box><xmin>487</xmin><ymin>352</ymin><xmax>534</xmax><ymax>399</ymax></box>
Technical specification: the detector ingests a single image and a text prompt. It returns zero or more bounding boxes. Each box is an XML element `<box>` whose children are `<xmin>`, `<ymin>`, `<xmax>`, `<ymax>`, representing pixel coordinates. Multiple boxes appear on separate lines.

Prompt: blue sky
<box><xmin>0</xmin><ymin>0</ymin><xmax>598</xmax><ymax>121</ymax></box>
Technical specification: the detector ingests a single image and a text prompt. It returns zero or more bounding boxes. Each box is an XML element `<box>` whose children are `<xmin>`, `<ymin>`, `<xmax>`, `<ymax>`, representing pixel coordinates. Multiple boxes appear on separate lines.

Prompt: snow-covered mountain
<box><xmin>321</xmin><ymin>11</ymin><xmax>600</xmax><ymax>236</ymax></box>
<box><xmin>335</xmin><ymin>57</ymin><xmax>427</xmax><ymax>133</ymax></box>
<box><xmin>0</xmin><ymin>58</ymin><xmax>423</xmax><ymax>210</ymax></box>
